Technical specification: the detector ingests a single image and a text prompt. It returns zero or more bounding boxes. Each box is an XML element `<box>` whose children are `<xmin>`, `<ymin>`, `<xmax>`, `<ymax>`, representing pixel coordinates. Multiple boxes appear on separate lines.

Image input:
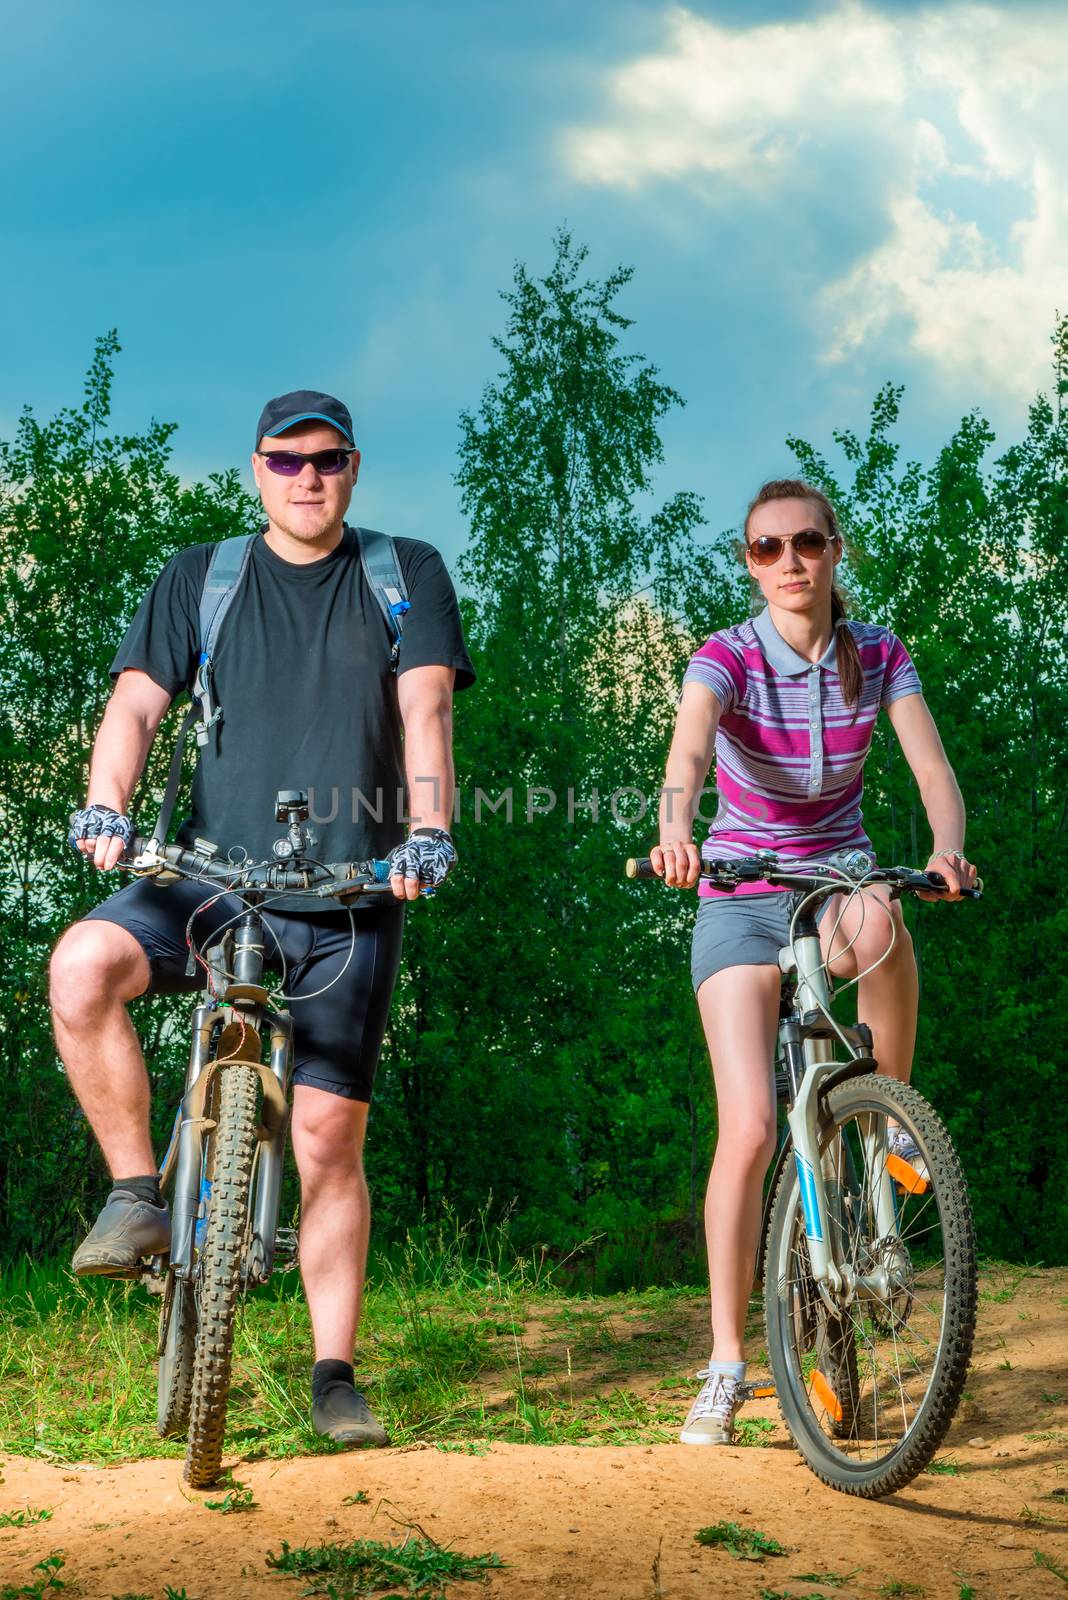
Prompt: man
<box><xmin>50</xmin><ymin>389</ymin><xmax>474</xmax><ymax>1446</ymax></box>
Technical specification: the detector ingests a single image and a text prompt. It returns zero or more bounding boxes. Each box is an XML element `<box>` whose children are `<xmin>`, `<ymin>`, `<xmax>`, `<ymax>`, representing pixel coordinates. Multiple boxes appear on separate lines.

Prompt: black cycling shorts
<box><xmin>81</xmin><ymin>877</ymin><xmax>404</xmax><ymax>1102</ymax></box>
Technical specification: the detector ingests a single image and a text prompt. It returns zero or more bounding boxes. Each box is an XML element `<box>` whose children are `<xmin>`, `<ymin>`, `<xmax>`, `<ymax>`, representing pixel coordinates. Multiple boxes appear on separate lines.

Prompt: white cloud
<box><xmin>566</xmin><ymin>2</ymin><xmax>1068</xmax><ymax>399</ymax></box>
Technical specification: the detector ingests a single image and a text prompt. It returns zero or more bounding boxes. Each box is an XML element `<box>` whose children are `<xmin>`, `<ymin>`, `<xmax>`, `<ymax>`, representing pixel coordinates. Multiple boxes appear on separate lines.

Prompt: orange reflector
<box><xmin>887</xmin><ymin>1152</ymin><xmax>929</xmax><ymax>1194</ymax></box>
<box><xmin>810</xmin><ymin>1368</ymin><xmax>843</xmax><ymax>1422</ymax></box>
<box><xmin>750</xmin><ymin>1384</ymin><xmax>776</xmax><ymax>1399</ymax></box>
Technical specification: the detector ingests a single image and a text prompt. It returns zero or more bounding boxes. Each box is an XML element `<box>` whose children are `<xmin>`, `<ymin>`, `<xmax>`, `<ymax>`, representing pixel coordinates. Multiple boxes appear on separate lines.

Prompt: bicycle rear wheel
<box><xmin>765</xmin><ymin>1075</ymin><xmax>976</xmax><ymax>1497</ymax></box>
<box><xmin>184</xmin><ymin>1062</ymin><xmax>259</xmax><ymax>1487</ymax></box>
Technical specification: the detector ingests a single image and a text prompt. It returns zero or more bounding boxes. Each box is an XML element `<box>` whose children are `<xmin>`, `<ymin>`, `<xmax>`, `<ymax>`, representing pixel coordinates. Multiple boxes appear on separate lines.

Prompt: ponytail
<box><xmin>830</xmin><ymin>584</ymin><xmax>863</xmax><ymax>713</ymax></box>
<box><xmin>743</xmin><ymin>477</ymin><xmax>863</xmax><ymax>713</ymax></box>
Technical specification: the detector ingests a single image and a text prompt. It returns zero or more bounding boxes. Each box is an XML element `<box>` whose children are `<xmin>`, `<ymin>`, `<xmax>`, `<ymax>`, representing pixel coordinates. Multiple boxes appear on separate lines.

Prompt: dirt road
<box><xmin>2</xmin><ymin>1267</ymin><xmax>1066</xmax><ymax>1600</ymax></box>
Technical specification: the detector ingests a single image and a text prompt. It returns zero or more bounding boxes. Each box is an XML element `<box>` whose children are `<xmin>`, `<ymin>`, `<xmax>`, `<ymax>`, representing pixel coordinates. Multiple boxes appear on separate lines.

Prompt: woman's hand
<box><xmin>650</xmin><ymin>839</ymin><xmax>703</xmax><ymax>889</ymax></box>
<box><xmin>920</xmin><ymin>849</ymin><xmax>978</xmax><ymax>902</ymax></box>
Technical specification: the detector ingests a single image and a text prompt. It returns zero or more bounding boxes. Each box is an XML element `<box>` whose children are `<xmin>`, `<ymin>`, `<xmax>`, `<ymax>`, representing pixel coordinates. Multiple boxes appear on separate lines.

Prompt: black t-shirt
<box><xmin>111</xmin><ymin>526</ymin><xmax>474</xmax><ymax>911</ymax></box>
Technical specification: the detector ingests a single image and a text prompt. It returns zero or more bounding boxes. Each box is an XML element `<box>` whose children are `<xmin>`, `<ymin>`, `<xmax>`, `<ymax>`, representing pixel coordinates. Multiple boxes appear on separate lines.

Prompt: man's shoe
<box><xmin>679</xmin><ymin>1367</ymin><xmax>744</xmax><ymax>1446</ymax></box>
<box><xmin>72</xmin><ymin>1190</ymin><xmax>171</xmax><ymax>1277</ymax></box>
<box><xmin>312</xmin><ymin>1383</ymin><xmax>389</xmax><ymax>1448</ymax></box>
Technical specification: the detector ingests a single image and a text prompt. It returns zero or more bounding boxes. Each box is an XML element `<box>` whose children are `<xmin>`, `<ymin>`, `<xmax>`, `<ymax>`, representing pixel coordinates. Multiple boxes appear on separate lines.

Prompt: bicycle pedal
<box><xmin>139</xmin><ymin>1254</ymin><xmax>169</xmax><ymax>1294</ymax></box>
<box><xmin>739</xmin><ymin>1381</ymin><xmax>776</xmax><ymax>1402</ymax></box>
<box><xmin>273</xmin><ymin>1227</ymin><xmax>299</xmax><ymax>1267</ymax></box>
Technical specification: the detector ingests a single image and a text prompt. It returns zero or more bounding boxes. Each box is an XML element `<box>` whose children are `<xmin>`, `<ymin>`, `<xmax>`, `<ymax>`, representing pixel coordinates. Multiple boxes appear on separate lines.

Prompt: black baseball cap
<box><xmin>255</xmin><ymin>389</ymin><xmax>355</xmax><ymax>447</ymax></box>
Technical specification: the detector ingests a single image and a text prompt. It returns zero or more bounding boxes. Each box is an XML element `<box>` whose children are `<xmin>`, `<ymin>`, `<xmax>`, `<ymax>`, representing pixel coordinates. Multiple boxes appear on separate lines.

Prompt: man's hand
<box><xmin>919</xmin><ymin>848</ymin><xmax>978</xmax><ymax>903</ymax></box>
<box><xmin>69</xmin><ymin>804</ymin><xmax>135</xmax><ymax>872</ymax></box>
<box><xmin>387</xmin><ymin>827</ymin><xmax>458</xmax><ymax>902</ymax></box>
<box><xmin>649</xmin><ymin>838</ymin><xmax>702</xmax><ymax>889</ymax></box>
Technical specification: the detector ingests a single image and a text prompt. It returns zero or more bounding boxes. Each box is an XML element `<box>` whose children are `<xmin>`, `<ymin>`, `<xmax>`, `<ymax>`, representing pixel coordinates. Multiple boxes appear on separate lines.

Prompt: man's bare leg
<box><xmin>50</xmin><ymin>921</ymin><xmax>171</xmax><ymax>1273</ymax></box>
<box><xmin>291</xmin><ymin>1086</ymin><xmax>385</xmax><ymax>1445</ymax></box>
<box><xmin>50</xmin><ymin>921</ymin><xmax>155</xmax><ymax>1176</ymax></box>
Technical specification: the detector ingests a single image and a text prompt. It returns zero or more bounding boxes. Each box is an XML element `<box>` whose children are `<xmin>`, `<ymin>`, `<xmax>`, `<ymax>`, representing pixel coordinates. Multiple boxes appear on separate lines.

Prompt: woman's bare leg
<box><xmin>697</xmin><ymin>964</ymin><xmax>782</xmax><ymax>1361</ymax></box>
<box><xmin>821</xmin><ymin>887</ymin><xmax>918</xmax><ymax>1083</ymax></box>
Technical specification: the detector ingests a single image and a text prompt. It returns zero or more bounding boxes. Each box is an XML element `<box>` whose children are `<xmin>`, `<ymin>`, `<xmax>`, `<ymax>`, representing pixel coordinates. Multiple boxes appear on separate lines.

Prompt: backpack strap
<box><xmin>356</xmin><ymin>526</ymin><xmax>409</xmax><ymax>670</ymax></box>
<box><xmin>191</xmin><ymin>533</ymin><xmax>257</xmax><ymax>745</ymax></box>
<box><xmin>146</xmin><ymin>533</ymin><xmax>255</xmax><ymax>850</ymax></box>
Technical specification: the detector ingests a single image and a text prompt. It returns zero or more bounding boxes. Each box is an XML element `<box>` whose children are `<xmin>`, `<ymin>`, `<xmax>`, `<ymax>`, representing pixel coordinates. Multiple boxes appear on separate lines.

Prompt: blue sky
<box><xmin>4</xmin><ymin>0</ymin><xmax>1066</xmax><ymax>564</ymax></box>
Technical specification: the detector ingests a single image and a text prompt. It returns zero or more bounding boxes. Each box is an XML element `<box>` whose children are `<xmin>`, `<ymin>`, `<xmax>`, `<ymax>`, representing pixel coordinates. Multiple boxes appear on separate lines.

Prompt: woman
<box><xmin>653</xmin><ymin>478</ymin><xmax>977</xmax><ymax>1446</ymax></box>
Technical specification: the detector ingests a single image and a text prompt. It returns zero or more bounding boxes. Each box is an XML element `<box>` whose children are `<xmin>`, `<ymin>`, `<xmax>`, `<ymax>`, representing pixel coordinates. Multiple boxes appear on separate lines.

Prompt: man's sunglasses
<box><xmin>746</xmin><ymin>529</ymin><xmax>839</xmax><ymax>566</ymax></box>
<box><xmin>257</xmin><ymin>448</ymin><xmax>356</xmax><ymax>477</ymax></box>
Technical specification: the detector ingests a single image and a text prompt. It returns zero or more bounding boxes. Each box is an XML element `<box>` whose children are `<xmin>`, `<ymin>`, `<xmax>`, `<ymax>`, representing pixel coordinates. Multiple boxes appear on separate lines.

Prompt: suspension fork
<box><xmin>167</xmin><ymin>1003</ymin><xmax>223</xmax><ymax>1276</ymax></box>
<box><xmin>247</xmin><ymin>1010</ymin><xmax>294</xmax><ymax>1284</ymax></box>
<box><xmin>782</xmin><ymin>930</ymin><xmax>844</xmax><ymax>1297</ymax></box>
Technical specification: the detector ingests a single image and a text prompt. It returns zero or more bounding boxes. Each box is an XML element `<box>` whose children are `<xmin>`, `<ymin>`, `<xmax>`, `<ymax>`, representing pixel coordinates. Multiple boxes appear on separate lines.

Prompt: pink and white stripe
<box><xmin>682</xmin><ymin>608</ymin><xmax>921</xmax><ymax>897</ymax></box>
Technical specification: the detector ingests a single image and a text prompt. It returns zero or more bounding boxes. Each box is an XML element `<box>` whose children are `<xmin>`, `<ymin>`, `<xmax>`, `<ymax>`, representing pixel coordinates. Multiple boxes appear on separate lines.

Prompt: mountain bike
<box><xmin>118</xmin><ymin>790</ymin><xmax>398</xmax><ymax>1488</ymax></box>
<box><xmin>627</xmin><ymin>847</ymin><xmax>982</xmax><ymax>1497</ymax></box>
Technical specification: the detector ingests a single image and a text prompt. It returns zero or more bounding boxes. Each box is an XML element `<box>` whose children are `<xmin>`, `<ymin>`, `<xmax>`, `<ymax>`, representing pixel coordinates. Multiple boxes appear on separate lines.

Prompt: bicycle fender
<box><xmin>816</xmin><ymin>1056</ymin><xmax>878</xmax><ymax>1099</ymax></box>
<box><xmin>182</xmin><ymin>1052</ymin><xmax>288</xmax><ymax>1131</ymax></box>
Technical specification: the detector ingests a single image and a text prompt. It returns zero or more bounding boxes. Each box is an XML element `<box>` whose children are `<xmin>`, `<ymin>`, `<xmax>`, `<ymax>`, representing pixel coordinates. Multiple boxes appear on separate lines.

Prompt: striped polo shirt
<box><xmin>682</xmin><ymin>607</ymin><xmax>922</xmax><ymax>896</ymax></box>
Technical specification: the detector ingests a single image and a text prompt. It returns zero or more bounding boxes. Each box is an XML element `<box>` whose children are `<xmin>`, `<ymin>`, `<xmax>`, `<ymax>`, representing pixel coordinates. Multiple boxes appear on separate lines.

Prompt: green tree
<box><xmin>780</xmin><ymin>323</ymin><xmax>1068</xmax><ymax>1257</ymax></box>
<box><xmin>369</xmin><ymin>234</ymin><xmax>719</xmax><ymax>1273</ymax></box>
<box><xmin>0</xmin><ymin>333</ymin><xmax>257</xmax><ymax>1258</ymax></box>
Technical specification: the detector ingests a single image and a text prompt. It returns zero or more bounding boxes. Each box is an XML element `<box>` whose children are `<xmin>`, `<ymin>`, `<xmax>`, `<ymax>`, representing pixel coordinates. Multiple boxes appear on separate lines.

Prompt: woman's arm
<box><xmin>884</xmin><ymin>692</ymin><xmax>978</xmax><ymax>900</ymax></box>
<box><xmin>650</xmin><ymin>681</ymin><xmax>722</xmax><ymax>889</ymax></box>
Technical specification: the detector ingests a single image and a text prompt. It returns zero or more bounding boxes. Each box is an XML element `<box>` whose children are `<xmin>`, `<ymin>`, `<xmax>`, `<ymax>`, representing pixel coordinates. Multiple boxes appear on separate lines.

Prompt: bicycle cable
<box><xmin>181</xmin><ymin>870</ymin><xmax>363</xmax><ymax>1007</ymax></box>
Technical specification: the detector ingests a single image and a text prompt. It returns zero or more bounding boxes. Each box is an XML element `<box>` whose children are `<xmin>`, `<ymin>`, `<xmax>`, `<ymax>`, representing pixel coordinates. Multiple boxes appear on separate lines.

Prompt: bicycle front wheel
<box><xmin>764</xmin><ymin>1074</ymin><xmax>976</xmax><ymax>1497</ymax></box>
<box><xmin>184</xmin><ymin>1062</ymin><xmax>259</xmax><ymax>1487</ymax></box>
<box><xmin>157</xmin><ymin>1275</ymin><xmax>196</xmax><ymax>1438</ymax></box>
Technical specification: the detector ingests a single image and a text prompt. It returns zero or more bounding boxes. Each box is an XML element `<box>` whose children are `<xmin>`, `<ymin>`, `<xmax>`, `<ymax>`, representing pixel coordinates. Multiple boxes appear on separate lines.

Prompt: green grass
<box><xmin>0</xmin><ymin>1220</ymin><xmax>716</xmax><ymax>1465</ymax></box>
<box><xmin>0</xmin><ymin>1552</ymin><xmax>66</xmax><ymax>1599</ymax></box>
<box><xmin>0</xmin><ymin>1508</ymin><xmax>51</xmax><ymax>1527</ymax></box>
<box><xmin>878</xmin><ymin>1582</ymin><xmax>925</xmax><ymax>1597</ymax></box>
<box><xmin>1034</xmin><ymin>1549</ymin><xmax>1068</xmax><ymax>1585</ymax></box>
<box><xmin>694</xmin><ymin>1521</ymin><xmax>787</xmax><ymax>1562</ymax></box>
<box><xmin>266</xmin><ymin>1535</ymin><xmax>504</xmax><ymax>1597</ymax></box>
<box><xmin>203</xmin><ymin>1483</ymin><xmax>257</xmax><ymax>1514</ymax></box>
<box><xmin>762</xmin><ymin>1592</ymin><xmax>834</xmax><ymax>1600</ymax></box>
<box><xmin>735</xmin><ymin>1416</ymin><xmax>777</xmax><ymax>1447</ymax></box>
<box><xmin>790</xmin><ymin>1571</ymin><xmax>860</xmax><ymax>1588</ymax></box>
<box><xmin>925</xmin><ymin>1455</ymin><xmax>966</xmax><ymax>1476</ymax></box>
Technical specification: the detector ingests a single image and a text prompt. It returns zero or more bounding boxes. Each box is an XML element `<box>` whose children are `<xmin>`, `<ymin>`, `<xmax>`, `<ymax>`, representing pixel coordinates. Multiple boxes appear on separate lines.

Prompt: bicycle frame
<box><xmin>778</xmin><ymin>901</ymin><xmax>899</xmax><ymax>1309</ymax></box>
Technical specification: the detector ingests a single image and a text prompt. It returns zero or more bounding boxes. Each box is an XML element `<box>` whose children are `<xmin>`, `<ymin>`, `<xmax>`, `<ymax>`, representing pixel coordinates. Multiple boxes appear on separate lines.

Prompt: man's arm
<box><xmin>392</xmin><ymin>664</ymin><xmax>457</xmax><ymax>900</ymax></box>
<box><xmin>78</xmin><ymin>670</ymin><xmax>174</xmax><ymax>870</ymax></box>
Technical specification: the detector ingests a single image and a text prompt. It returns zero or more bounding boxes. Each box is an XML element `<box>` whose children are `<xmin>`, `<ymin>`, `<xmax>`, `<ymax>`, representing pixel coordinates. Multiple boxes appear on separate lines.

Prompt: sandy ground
<box><xmin>2</xmin><ymin>1268</ymin><xmax>1066</xmax><ymax>1600</ymax></box>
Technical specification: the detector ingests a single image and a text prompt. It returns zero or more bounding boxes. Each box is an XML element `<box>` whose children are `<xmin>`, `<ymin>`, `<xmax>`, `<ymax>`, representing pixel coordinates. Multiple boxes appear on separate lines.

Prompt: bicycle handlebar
<box><xmin>123</xmin><ymin>837</ymin><xmax>398</xmax><ymax>901</ymax></box>
<box><xmin>625</xmin><ymin>852</ymin><xmax>983</xmax><ymax>898</ymax></box>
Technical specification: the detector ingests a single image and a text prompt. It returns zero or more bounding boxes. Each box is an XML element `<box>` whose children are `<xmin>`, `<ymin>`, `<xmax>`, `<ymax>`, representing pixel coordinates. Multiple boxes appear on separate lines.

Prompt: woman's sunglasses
<box><xmin>257</xmin><ymin>448</ymin><xmax>356</xmax><ymax>477</ymax></box>
<box><xmin>746</xmin><ymin>529</ymin><xmax>839</xmax><ymax>566</ymax></box>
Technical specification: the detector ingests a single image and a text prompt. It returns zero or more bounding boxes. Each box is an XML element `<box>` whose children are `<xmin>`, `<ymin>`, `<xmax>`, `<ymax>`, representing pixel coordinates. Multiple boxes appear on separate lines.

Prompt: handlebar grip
<box><xmin>625</xmin><ymin>857</ymin><xmax>657</xmax><ymax>879</ymax></box>
<box><xmin>924</xmin><ymin>870</ymin><xmax>983</xmax><ymax>899</ymax></box>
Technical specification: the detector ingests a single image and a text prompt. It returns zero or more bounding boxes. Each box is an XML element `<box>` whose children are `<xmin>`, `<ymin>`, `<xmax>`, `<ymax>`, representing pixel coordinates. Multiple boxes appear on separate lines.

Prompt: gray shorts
<box><xmin>691</xmin><ymin>891</ymin><xmax>831</xmax><ymax>994</ymax></box>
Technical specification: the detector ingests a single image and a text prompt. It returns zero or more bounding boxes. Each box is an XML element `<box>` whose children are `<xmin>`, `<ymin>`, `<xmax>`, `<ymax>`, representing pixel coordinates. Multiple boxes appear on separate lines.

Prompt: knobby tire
<box><xmin>157</xmin><ymin>1276</ymin><xmax>196</xmax><ymax>1438</ymax></box>
<box><xmin>764</xmin><ymin>1074</ymin><xmax>977</xmax><ymax>1497</ymax></box>
<box><xmin>184</xmin><ymin>1062</ymin><xmax>259</xmax><ymax>1487</ymax></box>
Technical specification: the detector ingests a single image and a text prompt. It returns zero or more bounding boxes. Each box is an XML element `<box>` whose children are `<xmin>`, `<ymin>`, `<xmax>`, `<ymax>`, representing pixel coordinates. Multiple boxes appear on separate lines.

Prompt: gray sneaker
<box><xmin>311</xmin><ymin>1383</ymin><xmax>389</xmax><ymax>1448</ymax></box>
<box><xmin>679</xmin><ymin>1366</ymin><xmax>744</xmax><ymax>1446</ymax></box>
<box><xmin>72</xmin><ymin>1190</ymin><xmax>171</xmax><ymax>1277</ymax></box>
<box><xmin>887</xmin><ymin>1127</ymin><xmax>930</xmax><ymax>1185</ymax></box>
